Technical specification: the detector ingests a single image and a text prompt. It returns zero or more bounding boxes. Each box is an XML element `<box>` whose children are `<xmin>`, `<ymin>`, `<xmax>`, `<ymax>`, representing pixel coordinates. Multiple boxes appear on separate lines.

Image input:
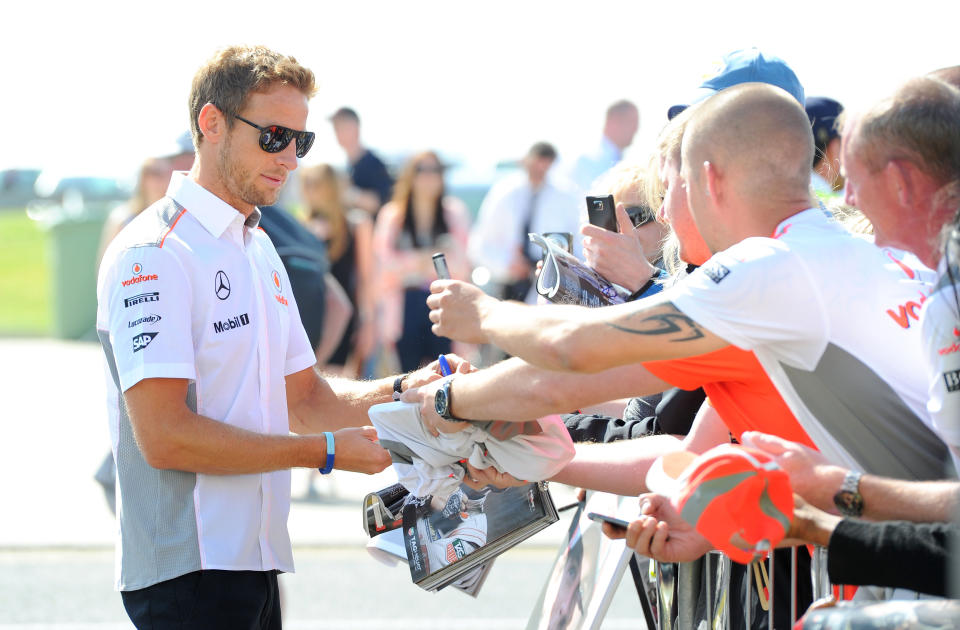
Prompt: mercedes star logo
<box><xmin>215</xmin><ymin>270</ymin><xmax>231</xmax><ymax>300</ymax></box>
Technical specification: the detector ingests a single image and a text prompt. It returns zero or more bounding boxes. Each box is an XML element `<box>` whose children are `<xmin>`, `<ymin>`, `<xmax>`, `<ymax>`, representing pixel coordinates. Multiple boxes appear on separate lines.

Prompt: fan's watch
<box><xmin>434</xmin><ymin>379</ymin><xmax>460</xmax><ymax>421</ymax></box>
<box><xmin>833</xmin><ymin>470</ymin><xmax>864</xmax><ymax>517</ymax></box>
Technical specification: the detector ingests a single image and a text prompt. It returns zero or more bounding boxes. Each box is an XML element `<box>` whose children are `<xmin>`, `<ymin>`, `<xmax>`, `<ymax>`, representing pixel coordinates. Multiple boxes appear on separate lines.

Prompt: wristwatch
<box><xmin>434</xmin><ymin>379</ymin><xmax>460</xmax><ymax>421</ymax></box>
<box><xmin>833</xmin><ymin>470</ymin><xmax>864</xmax><ymax>517</ymax></box>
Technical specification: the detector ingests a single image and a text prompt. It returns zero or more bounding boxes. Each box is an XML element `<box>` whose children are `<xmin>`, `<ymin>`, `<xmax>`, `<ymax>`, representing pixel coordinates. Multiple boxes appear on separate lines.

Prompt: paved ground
<box><xmin>0</xmin><ymin>338</ymin><xmax>646</xmax><ymax>627</ymax></box>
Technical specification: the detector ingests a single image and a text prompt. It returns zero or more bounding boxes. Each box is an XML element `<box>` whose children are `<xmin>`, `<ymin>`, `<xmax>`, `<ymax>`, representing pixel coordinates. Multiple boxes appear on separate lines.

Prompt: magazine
<box><xmin>366</xmin><ymin>528</ymin><xmax>496</xmax><ymax>598</ymax></box>
<box><xmin>362</xmin><ymin>482</ymin><xmax>409</xmax><ymax>538</ymax></box>
<box><xmin>399</xmin><ymin>481</ymin><xmax>559</xmax><ymax>592</ymax></box>
<box><xmin>526</xmin><ymin>492</ymin><xmax>634</xmax><ymax>630</ymax></box>
<box><xmin>529</xmin><ymin>233</ymin><xmax>627</xmax><ymax>307</ymax></box>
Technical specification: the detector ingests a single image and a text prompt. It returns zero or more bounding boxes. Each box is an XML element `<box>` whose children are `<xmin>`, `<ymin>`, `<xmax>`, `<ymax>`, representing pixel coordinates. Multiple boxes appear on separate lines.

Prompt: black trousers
<box><xmin>121</xmin><ymin>569</ymin><xmax>281</xmax><ymax>629</ymax></box>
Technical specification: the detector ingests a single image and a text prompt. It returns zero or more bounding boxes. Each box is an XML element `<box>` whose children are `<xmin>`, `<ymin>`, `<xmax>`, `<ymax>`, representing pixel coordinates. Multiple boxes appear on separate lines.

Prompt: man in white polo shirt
<box><xmin>97</xmin><ymin>46</ymin><xmax>444</xmax><ymax>629</ymax></box>
<box><xmin>426</xmin><ymin>84</ymin><xmax>953</xmax><ymax>504</ymax></box>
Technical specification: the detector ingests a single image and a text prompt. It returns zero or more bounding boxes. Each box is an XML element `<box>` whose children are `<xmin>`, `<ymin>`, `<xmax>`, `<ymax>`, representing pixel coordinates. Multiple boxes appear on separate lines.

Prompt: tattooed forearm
<box><xmin>606</xmin><ymin>304</ymin><xmax>705</xmax><ymax>342</ymax></box>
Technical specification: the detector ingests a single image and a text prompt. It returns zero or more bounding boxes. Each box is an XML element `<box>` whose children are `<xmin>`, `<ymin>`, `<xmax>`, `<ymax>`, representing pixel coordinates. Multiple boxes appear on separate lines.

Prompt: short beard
<box><xmin>217</xmin><ymin>132</ymin><xmax>280</xmax><ymax>209</ymax></box>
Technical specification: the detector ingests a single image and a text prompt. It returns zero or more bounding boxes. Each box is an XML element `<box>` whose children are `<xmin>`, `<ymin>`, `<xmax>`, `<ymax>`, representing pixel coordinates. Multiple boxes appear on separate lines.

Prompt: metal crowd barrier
<box><xmin>643</xmin><ymin>546</ymin><xmax>834</xmax><ymax>630</ymax></box>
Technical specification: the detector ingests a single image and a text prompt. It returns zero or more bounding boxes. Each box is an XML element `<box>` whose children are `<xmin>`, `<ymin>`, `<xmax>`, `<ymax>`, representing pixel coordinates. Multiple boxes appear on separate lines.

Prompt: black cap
<box><xmin>805</xmin><ymin>96</ymin><xmax>844</xmax><ymax>146</ymax></box>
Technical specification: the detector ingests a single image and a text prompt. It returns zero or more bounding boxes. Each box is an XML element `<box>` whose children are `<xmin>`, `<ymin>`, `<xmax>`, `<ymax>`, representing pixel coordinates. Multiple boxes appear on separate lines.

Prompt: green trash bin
<box><xmin>28</xmin><ymin>197</ymin><xmax>112</xmax><ymax>339</ymax></box>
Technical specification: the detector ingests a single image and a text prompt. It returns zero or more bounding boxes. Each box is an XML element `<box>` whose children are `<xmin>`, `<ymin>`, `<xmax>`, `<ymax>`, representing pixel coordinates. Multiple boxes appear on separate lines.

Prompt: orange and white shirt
<box><xmin>666</xmin><ymin>209</ymin><xmax>949</xmax><ymax>480</ymax></box>
<box><xmin>96</xmin><ymin>172</ymin><xmax>315</xmax><ymax>590</ymax></box>
<box><xmin>644</xmin><ymin>346</ymin><xmax>816</xmax><ymax>449</ymax></box>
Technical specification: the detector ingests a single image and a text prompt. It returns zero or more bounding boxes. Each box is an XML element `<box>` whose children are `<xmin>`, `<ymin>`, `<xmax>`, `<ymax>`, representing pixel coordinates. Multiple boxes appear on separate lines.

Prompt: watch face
<box><xmin>834</xmin><ymin>491</ymin><xmax>864</xmax><ymax>517</ymax></box>
<box><xmin>434</xmin><ymin>388</ymin><xmax>448</xmax><ymax>418</ymax></box>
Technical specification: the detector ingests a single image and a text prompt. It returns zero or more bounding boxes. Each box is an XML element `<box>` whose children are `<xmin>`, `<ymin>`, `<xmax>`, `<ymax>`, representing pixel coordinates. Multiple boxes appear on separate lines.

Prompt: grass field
<box><xmin>0</xmin><ymin>209</ymin><xmax>50</xmax><ymax>335</ymax></box>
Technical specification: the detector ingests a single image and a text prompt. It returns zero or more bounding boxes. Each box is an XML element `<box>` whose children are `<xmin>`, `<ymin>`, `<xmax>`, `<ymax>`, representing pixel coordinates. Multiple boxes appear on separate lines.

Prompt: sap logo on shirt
<box><xmin>213</xmin><ymin>313</ymin><xmax>250</xmax><ymax>334</ymax></box>
<box><xmin>132</xmin><ymin>332</ymin><xmax>158</xmax><ymax>353</ymax></box>
<box><xmin>124</xmin><ymin>292</ymin><xmax>160</xmax><ymax>308</ymax></box>
<box><xmin>944</xmin><ymin>369</ymin><xmax>960</xmax><ymax>393</ymax></box>
<box><xmin>128</xmin><ymin>314</ymin><xmax>162</xmax><ymax>328</ymax></box>
<box><xmin>702</xmin><ymin>260</ymin><xmax>731</xmax><ymax>284</ymax></box>
<box><xmin>886</xmin><ymin>292</ymin><xmax>927</xmax><ymax>329</ymax></box>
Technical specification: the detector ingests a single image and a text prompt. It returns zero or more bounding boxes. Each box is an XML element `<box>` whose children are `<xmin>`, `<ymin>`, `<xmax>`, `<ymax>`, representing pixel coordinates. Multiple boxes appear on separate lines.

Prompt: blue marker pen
<box><xmin>437</xmin><ymin>355</ymin><xmax>453</xmax><ymax>377</ymax></box>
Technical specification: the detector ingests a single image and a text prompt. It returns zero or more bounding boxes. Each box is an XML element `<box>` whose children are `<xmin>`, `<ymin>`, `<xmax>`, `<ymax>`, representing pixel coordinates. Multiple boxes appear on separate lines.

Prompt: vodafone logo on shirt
<box><xmin>886</xmin><ymin>292</ymin><xmax>928</xmax><ymax>329</ymax></box>
<box><xmin>939</xmin><ymin>327</ymin><xmax>960</xmax><ymax>356</ymax></box>
<box><xmin>121</xmin><ymin>262</ymin><xmax>158</xmax><ymax>287</ymax></box>
<box><xmin>271</xmin><ymin>269</ymin><xmax>288</xmax><ymax>306</ymax></box>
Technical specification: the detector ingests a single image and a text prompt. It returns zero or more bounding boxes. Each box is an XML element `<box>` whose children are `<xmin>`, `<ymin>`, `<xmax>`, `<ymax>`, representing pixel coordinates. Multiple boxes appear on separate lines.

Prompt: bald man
<box><xmin>426</xmin><ymin>84</ymin><xmax>953</xmax><ymax>517</ymax></box>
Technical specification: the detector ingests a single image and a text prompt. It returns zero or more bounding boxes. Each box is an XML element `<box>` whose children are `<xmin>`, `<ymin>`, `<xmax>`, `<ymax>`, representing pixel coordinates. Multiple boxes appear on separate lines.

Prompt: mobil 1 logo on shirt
<box><xmin>133</xmin><ymin>332</ymin><xmax>158</xmax><ymax>353</ymax></box>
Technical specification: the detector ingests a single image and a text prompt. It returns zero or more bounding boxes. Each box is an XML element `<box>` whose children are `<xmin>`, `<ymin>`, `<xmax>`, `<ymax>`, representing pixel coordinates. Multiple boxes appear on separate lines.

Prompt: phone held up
<box><xmin>432</xmin><ymin>252</ymin><xmax>451</xmax><ymax>279</ymax></box>
<box><xmin>585</xmin><ymin>194</ymin><xmax>618</xmax><ymax>232</ymax></box>
<box><xmin>586</xmin><ymin>511</ymin><xmax>630</xmax><ymax>532</ymax></box>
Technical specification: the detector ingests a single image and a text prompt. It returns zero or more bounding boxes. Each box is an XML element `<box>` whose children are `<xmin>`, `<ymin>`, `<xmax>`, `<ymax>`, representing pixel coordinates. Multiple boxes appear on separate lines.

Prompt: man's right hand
<box><xmin>400</xmin><ymin>378</ymin><xmax>471</xmax><ymax>437</ymax></box>
<box><xmin>331</xmin><ymin>426</ymin><xmax>391</xmax><ymax>474</ymax></box>
<box><xmin>427</xmin><ymin>279</ymin><xmax>497</xmax><ymax>344</ymax></box>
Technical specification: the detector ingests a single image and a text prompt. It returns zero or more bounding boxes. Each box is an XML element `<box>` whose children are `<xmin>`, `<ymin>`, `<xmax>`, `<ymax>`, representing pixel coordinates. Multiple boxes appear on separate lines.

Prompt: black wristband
<box><xmin>392</xmin><ymin>373</ymin><xmax>408</xmax><ymax>401</ymax></box>
<box><xmin>628</xmin><ymin>275</ymin><xmax>659</xmax><ymax>301</ymax></box>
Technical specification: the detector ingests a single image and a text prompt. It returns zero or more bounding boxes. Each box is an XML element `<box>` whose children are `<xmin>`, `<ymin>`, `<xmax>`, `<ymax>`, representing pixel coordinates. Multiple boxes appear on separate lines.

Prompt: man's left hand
<box><xmin>603</xmin><ymin>493</ymin><xmax>713</xmax><ymax>563</ymax></box>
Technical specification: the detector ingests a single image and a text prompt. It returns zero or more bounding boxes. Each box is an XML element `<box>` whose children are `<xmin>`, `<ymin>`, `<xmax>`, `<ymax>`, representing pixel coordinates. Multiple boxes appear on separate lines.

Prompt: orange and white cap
<box><xmin>646</xmin><ymin>445</ymin><xmax>793</xmax><ymax>564</ymax></box>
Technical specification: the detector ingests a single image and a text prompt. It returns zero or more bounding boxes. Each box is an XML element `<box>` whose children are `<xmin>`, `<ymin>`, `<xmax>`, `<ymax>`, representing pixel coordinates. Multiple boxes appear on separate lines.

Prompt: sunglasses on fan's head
<box><xmin>624</xmin><ymin>205</ymin><xmax>656</xmax><ymax>228</ymax></box>
<box><xmin>219</xmin><ymin>106</ymin><xmax>315</xmax><ymax>158</ymax></box>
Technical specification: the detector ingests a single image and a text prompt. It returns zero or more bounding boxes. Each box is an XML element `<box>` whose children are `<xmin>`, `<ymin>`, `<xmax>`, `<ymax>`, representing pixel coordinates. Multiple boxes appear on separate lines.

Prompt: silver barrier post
<box><xmin>790</xmin><ymin>546</ymin><xmax>798</xmax><ymax>626</ymax></box>
<box><xmin>768</xmin><ymin>552</ymin><xmax>775</xmax><ymax>630</ymax></box>
<box><xmin>678</xmin><ymin>558</ymin><xmax>701</xmax><ymax>630</ymax></box>
<box><xmin>706</xmin><ymin>554</ymin><xmax>713</xmax><ymax>628</ymax></box>
<box><xmin>745</xmin><ymin>560</ymin><xmax>752</xmax><ymax>630</ymax></box>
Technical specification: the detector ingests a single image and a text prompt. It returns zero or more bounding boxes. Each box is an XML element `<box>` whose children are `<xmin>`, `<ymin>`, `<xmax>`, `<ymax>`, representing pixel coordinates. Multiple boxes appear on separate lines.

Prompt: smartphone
<box><xmin>432</xmin><ymin>252</ymin><xmax>451</xmax><ymax>279</ymax></box>
<box><xmin>587</xmin><ymin>512</ymin><xmax>630</xmax><ymax>532</ymax></box>
<box><xmin>586</xmin><ymin>195</ymin><xmax>618</xmax><ymax>232</ymax></box>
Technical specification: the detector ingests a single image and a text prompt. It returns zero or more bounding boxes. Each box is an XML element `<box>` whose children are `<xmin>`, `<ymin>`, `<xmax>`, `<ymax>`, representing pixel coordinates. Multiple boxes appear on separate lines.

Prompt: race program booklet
<box><xmin>529</xmin><ymin>233</ymin><xmax>627</xmax><ymax>307</ymax></box>
<box><xmin>401</xmin><ymin>481</ymin><xmax>559</xmax><ymax>592</ymax></box>
<box><xmin>366</xmin><ymin>528</ymin><xmax>496</xmax><ymax>598</ymax></box>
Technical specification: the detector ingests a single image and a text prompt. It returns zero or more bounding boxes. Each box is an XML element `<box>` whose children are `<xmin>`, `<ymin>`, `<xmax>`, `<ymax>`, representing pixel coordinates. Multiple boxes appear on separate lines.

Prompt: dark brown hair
<box><xmin>188</xmin><ymin>45</ymin><xmax>317</xmax><ymax>148</ymax></box>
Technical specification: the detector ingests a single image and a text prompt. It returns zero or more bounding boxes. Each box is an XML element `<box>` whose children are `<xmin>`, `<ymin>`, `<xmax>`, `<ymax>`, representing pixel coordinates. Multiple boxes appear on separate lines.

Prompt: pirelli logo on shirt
<box><xmin>213</xmin><ymin>313</ymin><xmax>250</xmax><ymax>334</ymax></box>
<box><xmin>124</xmin><ymin>292</ymin><xmax>159</xmax><ymax>308</ymax></box>
<box><xmin>944</xmin><ymin>369</ymin><xmax>960</xmax><ymax>394</ymax></box>
<box><xmin>702</xmin><ymin>260</ymin><xmax>730</xmax><ymax>284</ymax></box>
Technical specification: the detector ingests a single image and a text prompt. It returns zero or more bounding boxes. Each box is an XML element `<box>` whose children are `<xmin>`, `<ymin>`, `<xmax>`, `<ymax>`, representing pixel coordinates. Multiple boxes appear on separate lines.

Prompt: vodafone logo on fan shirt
<box><xmin>121</xmin><ymin>262</ymin><xmax>158</xmax><ymax>287</ymax></box>
<box><xmin>886</xmin><ymin>291</ymin><xmax>928</xmax><ymax>329</ymax></box>
<box><xmin>939</xmin><ymin>327</ymin><xmax>960</xmax><ymax>356</ymax></box>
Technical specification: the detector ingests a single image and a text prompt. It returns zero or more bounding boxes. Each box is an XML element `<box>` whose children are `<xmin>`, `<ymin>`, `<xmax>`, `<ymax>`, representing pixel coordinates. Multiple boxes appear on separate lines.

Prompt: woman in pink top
<box><xmin>374</xmin><ymin>151</ymin><xmax>471</xmax><ymax>371</ymax></box>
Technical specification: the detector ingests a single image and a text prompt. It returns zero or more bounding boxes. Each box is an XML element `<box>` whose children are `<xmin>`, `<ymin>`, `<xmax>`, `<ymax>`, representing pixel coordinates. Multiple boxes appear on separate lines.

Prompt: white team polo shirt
<box><xmin>96</xmin><ymin>171</ymin><xmax>316</xmax><ymax>590</ymax></box>
<box><xmin>666</xmin><ymin>208</ymin><xmax>951</xmax><ymax>480</ymax></box>
<box><xmin>921</xmin><ymin>260</ymin><xmax>960</xmax><ymax>471</ymax></box>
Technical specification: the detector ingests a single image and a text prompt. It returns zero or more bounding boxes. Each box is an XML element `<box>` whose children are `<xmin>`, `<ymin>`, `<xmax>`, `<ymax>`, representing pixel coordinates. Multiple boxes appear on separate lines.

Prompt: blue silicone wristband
<box><xmin>318</xmin><ymin>431</ymin><xmax>335</xmax><ymax>474</ymax></box>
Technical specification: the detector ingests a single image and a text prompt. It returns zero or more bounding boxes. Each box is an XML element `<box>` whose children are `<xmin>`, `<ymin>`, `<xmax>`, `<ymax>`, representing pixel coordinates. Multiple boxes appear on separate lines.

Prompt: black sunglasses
<box><xmin>228</xmin><ymin>111</ymin><xmax>315</xmax><ymax>158</ymax></box>
<box><xmin>624</xmin><ymin>205</ymin><xmax>655</xmax><ymax>228</ymax></box>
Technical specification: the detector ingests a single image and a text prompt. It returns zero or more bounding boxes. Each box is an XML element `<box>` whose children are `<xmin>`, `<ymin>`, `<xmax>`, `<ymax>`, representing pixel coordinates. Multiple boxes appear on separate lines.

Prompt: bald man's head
<box><xmin>930</xmin><ymin>65</ymin><xmax>960</xmax><ymax>89</ymax></box>
<box><xmin>682</xmin><ymin>83</ymin><xmax>814</xmax><ymax>206</ymax></box>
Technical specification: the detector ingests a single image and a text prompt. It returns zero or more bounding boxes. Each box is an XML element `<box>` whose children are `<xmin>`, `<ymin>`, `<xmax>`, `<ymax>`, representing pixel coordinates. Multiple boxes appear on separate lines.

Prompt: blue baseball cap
<box><xmin>668</xmin><ymin>48</ymin><xmax>806</xmax><ymax>120</ymax></box>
